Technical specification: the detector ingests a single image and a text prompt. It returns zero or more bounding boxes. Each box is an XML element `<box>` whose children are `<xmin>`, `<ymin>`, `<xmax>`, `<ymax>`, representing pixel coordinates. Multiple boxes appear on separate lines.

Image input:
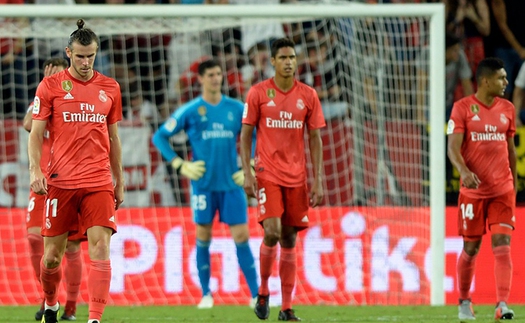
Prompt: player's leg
<box><xmin>41</xmin><ymin>186</ymin><xmax>79</xmax><ymax>323</ymax></box>
<box><xmin>488</xmin><ymin>190</ymin><xmax>515</xmax><ymax>320</ymax></box>
<box><xmin>26</xmin><ymin>191</ymin><xmax>46</xmax><ymax>320</ymax></box>
<box><xmin>276</xmin><ymin>184</ymin><xmax>309</xmax><ymax>322</ymax></box>
<box><xmin>62</xmin><ymin>238</ymin><xmax>83</xmax><ymax>321</ymax></box>
<box><xmin>456</xmin><ymin>193</ymin><xmax>485</xmax><ymax>321</ymax></box>
<box><xmin>81</xmin><ymin>184</ymin><xmax>117</xmax><ymax>323</ymax></box>
<box><xmin>254</xmin><ymin>178</ymin><xmax>285</xmax><ymax>320</ymax></box>
<box><xmin>221</xmin><ymin>188</ymin><xmax>258</xmax><ymax>307</ymax></box>
<box><xmin>191</xmin><ymin>187</ymin><xmax>216</xmax><ymax>308</ymax></box>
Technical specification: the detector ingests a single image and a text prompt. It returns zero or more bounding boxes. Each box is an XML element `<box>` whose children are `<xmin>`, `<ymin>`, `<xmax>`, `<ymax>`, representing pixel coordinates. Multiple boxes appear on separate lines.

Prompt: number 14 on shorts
<box><xmin>460</xmin><ymin>203</ymin><xmax>474</xmax><ymax>230</ymax></box>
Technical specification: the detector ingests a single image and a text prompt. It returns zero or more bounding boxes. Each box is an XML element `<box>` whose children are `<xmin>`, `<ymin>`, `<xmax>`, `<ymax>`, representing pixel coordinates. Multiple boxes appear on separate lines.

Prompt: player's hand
<box><xmin>114</xmin><ymin>182</ymin><xmax>124</xmax><ymax>210</ymax></box>
<box><xmin>30</xmin><ymin>169</ymin><xmax>48</xmax><ymax>195</ymax></box>
<box><xmin>460</xmin><ymin>170</ymin><xmax>481</xmax><ymax>189</ymax></box>
<box><xmin>43</xmin><ymin>64</ymin><xmax>61</xmax><ymax>77</ymax></box>
<box><xmin>171</xmin><ymin>157</ymin><xmax>206</xmax><ymax>181</ymax></box>
<box><xmin>243</xmin><ymin>171</ymin><xmax>257</xmax><ymax>198</ymax></box>
<box><xmin>232</xmin><ymin>160</ymin><xmax>255</xmax><ymax>187</ymax></box>
<box><xmin>310</xmin><ymin>178</ymin><xmax>324</xmax><ymax>207</ymax></box>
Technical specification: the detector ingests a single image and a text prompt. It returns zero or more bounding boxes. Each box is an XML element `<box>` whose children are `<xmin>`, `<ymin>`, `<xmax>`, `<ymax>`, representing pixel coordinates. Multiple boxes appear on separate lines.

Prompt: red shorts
<box><xmin>457</xmin><ymin>189</ymin><xmax>516</xmax><ymax>237</ymax></box>
<box><xmin>256</xmin><ymin>178</ymin><xmax>310</xmax><ymax>230</ymax></box>
<box><xmin>41</xmin><ymin>183</ymin><xmax>117</xmax><ymax>238</ymax></box>
<box><xmin>27</xmin><ymin>190</ymin><xmax>86</xmax><ymax>241</ymax></box>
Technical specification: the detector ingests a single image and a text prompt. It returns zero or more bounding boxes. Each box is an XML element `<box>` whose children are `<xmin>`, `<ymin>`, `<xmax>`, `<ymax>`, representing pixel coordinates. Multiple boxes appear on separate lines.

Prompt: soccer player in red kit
<box><xmin>240</xmin><ymin>37</ymin><xmax>325</xmax><ymax>322</ymax></box>
<box><xmin>24</xmin><ymin>57</ymin><xmax>84</xmax><ymax>322</ymax></box>
<box><xmin>447</xmin><ymin>57</ymin><xmax>517</xmax><ymax>321</ymax></box>
<box><xmin>28</xmin><ymin>19</ymin><xmax>124</xmax><ymax>323</ymax></box>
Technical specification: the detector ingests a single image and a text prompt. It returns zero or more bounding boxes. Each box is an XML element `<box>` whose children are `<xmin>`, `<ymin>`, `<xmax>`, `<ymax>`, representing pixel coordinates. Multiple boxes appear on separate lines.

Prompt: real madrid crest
<box><xmin>62</xmin><ymin>80</ymin><xmax>73</xmax><ymax>92</ymax></box>
<box><xmin>198</xmin><ymin>106</ymin><xmax>207</xmax><ymax>122</ymax></box>
<box><xmin>267</xmin><ymin>89</ymin><xmax>276</xmax><ymax>99</ymax></box>
<box><xmin>470</xmin><ymin>104</ymin><xmax>479</xmax><ymax>114</ymax></box>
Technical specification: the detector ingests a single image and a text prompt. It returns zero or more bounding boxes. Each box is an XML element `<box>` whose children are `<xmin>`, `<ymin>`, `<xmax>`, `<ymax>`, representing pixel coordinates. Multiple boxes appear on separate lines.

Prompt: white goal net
<box><xmin>0</xmin><ymin>1</ymin><xmax>445</xmax><ymax>307</ymax></box>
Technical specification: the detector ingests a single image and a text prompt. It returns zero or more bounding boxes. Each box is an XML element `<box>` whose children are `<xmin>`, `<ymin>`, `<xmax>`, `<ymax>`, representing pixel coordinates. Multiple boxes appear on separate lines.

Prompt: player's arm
<box><xmin>28</xmin><ymin>119</ymin><xmax>48</xmax><ymax>195</ymax></box>
<box><xmin>108</xmin><ymin>122</ymin><xmax>124</xmax><ymax>210</ymax></box>
<box><xmin>508</xmin><ymin>135</ymin><xmax>518</xmax><ymax>193</ymax></box>
<box><xmin>447</xmin><ymin>133</ymin><xmax>481</xmax><ymax>189</ymax></box>
<box><xmin>23</xmin><ymin>105</ymin><xmax>33</xmax><ymax>132</ymax></box>
<box><xmin>513</xmin><ymin>86</ymin><xmax>524</xmax><ymax>126</ymax></box>
<box><xmin>240</xmin><ymin>124</ymin><xmax>256</xmax><ymax>198</ymax></box>
<box><xmin>308</xmin><ymin>128</ymin><xmax>324</xmax><ymax>207</ymax></box>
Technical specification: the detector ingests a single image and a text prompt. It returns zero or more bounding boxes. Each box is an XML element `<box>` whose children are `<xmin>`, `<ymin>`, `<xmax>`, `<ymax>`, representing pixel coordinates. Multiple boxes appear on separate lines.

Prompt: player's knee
<box><xmin>88</xmin><ymin>238</ymin><xmax>110</xmax><ymax>260</ymax></box>
<box><xmin>42</xmin><ymin>249</ymin><xmax>63</xmax><ymax>268</ymax></box>
<box><xmin>263</xmin><ymin>230</ymin><xmax>281</xmax><ymax>245</ymax></box>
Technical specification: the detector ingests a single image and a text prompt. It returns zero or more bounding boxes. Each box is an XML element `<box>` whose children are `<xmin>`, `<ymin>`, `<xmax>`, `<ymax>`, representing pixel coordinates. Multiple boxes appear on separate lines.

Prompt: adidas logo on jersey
<box><xmin>109</xmin><ymin>215</ymin><xmax>115</xmax><ymax>222</ymax></box>
<box><xmin>472</xmin><ymin>115</ymin><xmax>480</xmax><ymax>121</ymax></box>
<box><xmin>301</xmin><ymin>215</ymin><xmax>309</xmax><ymax>223</ymax></box>
<box><xmin>63</xmin><ymin>92</ymin><xmax>74</xmax><ymax>100</ymax></box>
<box><xmin>267</xmin><ymin>100</ymin><xmax>276</xmax><ymax>107</ymax></box>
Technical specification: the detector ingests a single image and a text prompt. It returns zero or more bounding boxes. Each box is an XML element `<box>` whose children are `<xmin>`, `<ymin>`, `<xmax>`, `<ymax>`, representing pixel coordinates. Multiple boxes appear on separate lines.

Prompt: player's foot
<box><xmin>87</xmin><ymin>320</ymin><xmax>100</xmax><ymax>323</ymax></box>
<box><xmin>254</xmin><ymin>294</ymin><xmax>270</xmax><ymax>320</ymax></box>
<box><xmin>249</xmin><ymin>296</ymin><xmax>257</xmax><ymax>309</ymax></box>
<box><xmin>61</xmin><ymin>301</ymin><xmax>77</xmax><ymax>321</ymax></box>
<box><xmin>197</xmin><ymin>293</ymin><xmax>214</xmax><ymax>309</ymax></box>
<box><xmin>35</xmin><ymin>301</ymin><xmax>45</xmax><ymax>321</ymax></box>
<box><xmin>494</xmin><ymin>301</ymin><xmax>514</xmax><ymax>320</ymax></box>
<box><xmin>41</xmin><ymin>303</ymin><xmax>60</xmax><ymax>323</ymax></box>
<box><xmin>458</xmin><ymin>299</ymin><xmax>475</xmax><ymax>321</ymax></box>
<box><xmin>278</xmin><ymin>309</ymin><xmax>301</xmax><ymax>321</ymax></box>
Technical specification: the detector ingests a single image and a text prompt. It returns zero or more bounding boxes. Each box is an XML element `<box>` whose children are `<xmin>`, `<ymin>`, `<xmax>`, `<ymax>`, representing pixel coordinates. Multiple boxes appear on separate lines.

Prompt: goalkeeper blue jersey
<box><xmin>153</xmin><ymin>95</ymin><xmax>243</xmax><ymax>192</ymax></box>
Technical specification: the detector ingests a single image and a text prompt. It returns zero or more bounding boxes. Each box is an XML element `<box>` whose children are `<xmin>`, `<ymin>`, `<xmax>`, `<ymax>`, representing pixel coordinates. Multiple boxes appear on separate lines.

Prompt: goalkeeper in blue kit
<box><xmin>152</xmin><ymin>59</ymin><xmax>259</xmax><ymax>309</ymax></box>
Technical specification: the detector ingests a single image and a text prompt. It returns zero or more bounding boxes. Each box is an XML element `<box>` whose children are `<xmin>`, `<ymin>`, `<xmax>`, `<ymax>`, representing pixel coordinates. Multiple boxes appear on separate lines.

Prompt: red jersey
<box><xmin>28</xmin><ymin>101</ymin><xmax>51</xmax><ymax>173</ymax></box>
<box><xmin>243</xmin><ymin>78</ymin><xmax>326</xmax><ymax>187</ymax></box>
<box><xmin>447</xmin><ymin>94</ymin><xmax>515</xmax><ymax>198</ymax></box>
<box><xmin>33</xmin><ymin>69</ymin><xmax>122</xmax><ymax>189</ymax></box>
<box><xmin>0</xmin><ymin>0</ymin><xmax>24</xmax><ymax>54</ymax></box>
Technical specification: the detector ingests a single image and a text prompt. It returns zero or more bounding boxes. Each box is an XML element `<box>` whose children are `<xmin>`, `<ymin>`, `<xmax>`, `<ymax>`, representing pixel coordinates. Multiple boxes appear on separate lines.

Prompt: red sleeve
<box><xmin>306</xmin><ymin>87</ymin><xmax>326</xmax><ymax>129</ymax></box>
<box><xmin>449</xmin><ymin>101</ymin><xmax>466</xmax><ymax>134</ymax></box>
<box><xmin>33</xmin><ymin>79</ymin><xmax>53</xmax><ymax>121</ymax></box>
<box><xmin>243</xmin><ymin>86</ymin><xmax>260</xmax><ymax>126</ymax></box>
<box><xmin>107</xmin><ymin>81</ymin><xmax>123</xmax><ymax>125</ymax></box>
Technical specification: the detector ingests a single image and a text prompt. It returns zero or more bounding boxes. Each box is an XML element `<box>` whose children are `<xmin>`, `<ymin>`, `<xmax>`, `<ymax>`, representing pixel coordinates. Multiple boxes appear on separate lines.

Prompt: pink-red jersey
<box><xmin>447</xmin><ymin>94</ymin><xmax>515</xmax><ymax>198</ymax></box>
<box><xmin>32</xmin><ymin>69</ymin><xmax>122</xmax><ymax>189</ymax></box>
<box><xmin>28</xmin><ymin>101</ymin><xmax>52</xmax><ymax>173</ymax></box>
<box><xmin>243</xmin><ymin>78</ymin><xmax>325</xmax><ymax>187</ymax></box>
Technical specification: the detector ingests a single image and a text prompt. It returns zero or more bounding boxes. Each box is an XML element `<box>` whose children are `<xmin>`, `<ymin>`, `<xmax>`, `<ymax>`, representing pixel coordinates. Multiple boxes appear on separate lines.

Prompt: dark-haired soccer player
<box><xmin>29</xmin><ymin>19</ymin><xmax>124</xmax><ymax>323</ymax></box>
<box><xmin>447</xmin><ymin>57</ymin><xmax>517</xmax><ymax>321</ymax></box>
<box><xmin>240</xmin><ymin>37</ymin><xmax>325</xmax><ymax>322</ymax></box>
<box><xmin>24</xmin><ymin>57</ymin><xmax>84</xmax><ymax>322</ymax></box>
<box><xmin>152</xmin><ymin>59</ymin><xmax>259</xmax><ymax>309</ymax></box>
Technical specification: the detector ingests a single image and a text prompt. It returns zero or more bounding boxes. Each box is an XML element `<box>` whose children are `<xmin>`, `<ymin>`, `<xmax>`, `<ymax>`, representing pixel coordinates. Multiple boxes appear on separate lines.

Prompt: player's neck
<box><xmin>68</xmin><ymin>67</ymin><xmax>94</xmax><ymax>82</ymax></box>
<box><xmin>474</xmin><ymin>91</ymin><xmax>496</xmax><ymax>107</ymax></box>
<box><xmin>201</xmin><ymin>91</ymin><xmax>222</xmax><ymax>105</ymax></box>
<box><xmin>273</xmin><ymin>76</ymin><xmax>294</xmax><ymax>92</ymax></box>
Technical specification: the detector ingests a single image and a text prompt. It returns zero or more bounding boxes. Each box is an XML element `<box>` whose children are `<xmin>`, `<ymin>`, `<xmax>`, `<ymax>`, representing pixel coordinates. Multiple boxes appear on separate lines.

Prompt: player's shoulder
<box><xmin>94</xmin><ymin>71</ymin><xmax>120</xmax><ymax>89</ymax></box>
<box><xmin>495</xmin><ymin>97</ymin><xmax>514</xmax><ymax>109</ymax></box>
<box><xmin>454</xmin><ymin>95</ymin><xmax>476</xmax><ymax>109</ymax></box>
<box><xmin>221</xmin><ymin>95</ymin><xmax>244</xmax><ymax>108</ymax></box>
<box><xmin>174</xmin><ymin>97</ymin><xmax>203</xmax><ymax>117</ymax></box>
<box><xmin>249</xmin><ymin>79</ymin><xmax>273</xmax><ymax>94</ymax></box>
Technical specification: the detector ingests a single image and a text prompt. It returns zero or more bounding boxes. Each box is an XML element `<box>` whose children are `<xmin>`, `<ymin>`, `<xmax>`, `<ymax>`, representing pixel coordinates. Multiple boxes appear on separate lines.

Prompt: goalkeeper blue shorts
<box><xmin>190</xmin><ymin>185</ymin><xmax>248</xmax><ymax>226</ymax></box>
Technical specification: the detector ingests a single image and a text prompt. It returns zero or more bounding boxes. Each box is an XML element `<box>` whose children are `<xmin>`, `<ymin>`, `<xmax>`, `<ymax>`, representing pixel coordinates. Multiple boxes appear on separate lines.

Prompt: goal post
<box><xmin>0</xmin><ymin>2</ymin><xmax>446</xmax><ymax>306</ymax></box>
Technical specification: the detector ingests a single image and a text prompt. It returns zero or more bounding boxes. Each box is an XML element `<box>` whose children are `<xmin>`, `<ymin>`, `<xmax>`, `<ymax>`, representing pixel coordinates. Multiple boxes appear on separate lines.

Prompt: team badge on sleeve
<box><xmin>164</xmin><ymin>117</ymin><xmax>177</xmax><ymax>132</ymax></box>
<box><xmin>243</xmin><ymin>103</ymin><xmax>248</xmax><ymax>118</ymax></box>
<box><xmin>33</xmin><ymin>97</ymin><xmax>40</xmax><ymax>115</ymax></box>
<box><xmin>446</xmin><ymin>119</ymin><xmax>455</xmax><ymax>134</ymax></box>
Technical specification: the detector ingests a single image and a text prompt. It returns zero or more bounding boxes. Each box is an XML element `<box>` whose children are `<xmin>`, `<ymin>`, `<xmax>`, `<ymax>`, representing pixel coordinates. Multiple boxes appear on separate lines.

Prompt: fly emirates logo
<box><xmin>266</xmin><ymin>111</ymin><xmax>303</xmax><ymax>129</ymax></box>
<box><xmin>471</xmin><ymin>124</ymin><xmax>506</xmax><ymax>142</ymax></box>
<box><xmin>63</xmin><ymin>103</ymin><xmax>107</xmax><ymax>123</ymax></box>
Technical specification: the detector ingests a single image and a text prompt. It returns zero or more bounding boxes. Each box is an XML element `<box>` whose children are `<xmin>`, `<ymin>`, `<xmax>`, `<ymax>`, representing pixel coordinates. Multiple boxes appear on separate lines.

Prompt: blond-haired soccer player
<box><xmin>447</xmin><ymin>57</ymin><xmax>517</xmax><ymax>321</ymax></box>
<box><xmin>24</xmin><ymin>57</ymin><xmax>84</xmax><ymax>322</ymax></box>
<box><xmin>240</xmin><ymin>37</ymin><xmax>325</xmax><ymax>322</ymax></box>
<box><xmin>28</xmin><ymin>19</ymin><xmax>124</xmax><ymax>323</ymax></box>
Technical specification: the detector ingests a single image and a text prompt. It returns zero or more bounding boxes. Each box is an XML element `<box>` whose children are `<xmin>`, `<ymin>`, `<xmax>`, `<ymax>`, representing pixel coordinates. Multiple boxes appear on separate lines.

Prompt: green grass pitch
<box><xmin>1</xmin><ymin>304</ymin><xmax>523</xmax><ymax>322</ymax></box>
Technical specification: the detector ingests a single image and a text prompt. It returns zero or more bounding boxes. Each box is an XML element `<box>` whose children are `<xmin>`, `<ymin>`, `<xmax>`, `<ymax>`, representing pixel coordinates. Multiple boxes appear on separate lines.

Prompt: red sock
<box><xmin>493</xmin><ymin>245</ymin><xmax>512</xmax><ymax>303</ymax></box>
<box><xmin>64</xmin><ymin>250</ymin><xmax>82</xmax><ymax>307</ymax></box>
<box><xmin>40</xmin><ymin>259</ymin><xmax>62</xmax><ymax>307</ymax></box>
<box><xmin>279</xmin><ymin>248</ymin><xmax>297</xmax><ymax>311</ymax></box>
<box><xmin>88</xmin><ymin>260</ymin><xmax>111</xmax><ymax>321</ymax></box>
<box><xmin>28</xmin><ymin>233</ymin><xmax>44</xmax><ymax>282</ymax></box>
<box><xmin>258</xmin><ymin>243</ymin><xmax>277</xmax><ymax>295</ymax></box>
<box><xmin>457</xmin><ymin>250</ymin><xmax>477</xmax><ymax>300</ymax></box>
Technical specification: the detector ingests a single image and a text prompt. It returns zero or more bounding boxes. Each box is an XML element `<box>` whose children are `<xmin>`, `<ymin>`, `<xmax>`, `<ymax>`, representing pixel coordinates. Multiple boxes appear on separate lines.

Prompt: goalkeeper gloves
<box><xmin>231</xmin><ymin>159</ymin><xmax>255</xmax><ymax>187</ymax></box>
<box><xmin>171</xmin><ymin>157</ymin><xmax>206</xmax><ymax>181</ymax></box>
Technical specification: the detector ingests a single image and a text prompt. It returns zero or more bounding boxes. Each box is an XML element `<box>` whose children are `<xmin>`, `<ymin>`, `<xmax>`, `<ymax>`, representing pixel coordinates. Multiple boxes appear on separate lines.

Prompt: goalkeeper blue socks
<box><xmin>196</xmin><ymin>239</ymin><xmax>211</xmax><ymax>296</ymax></box>
<box><xmin>235</xmin><ymin>240</ymin><xmax>259</xmax><ymax>298</ymax></box>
